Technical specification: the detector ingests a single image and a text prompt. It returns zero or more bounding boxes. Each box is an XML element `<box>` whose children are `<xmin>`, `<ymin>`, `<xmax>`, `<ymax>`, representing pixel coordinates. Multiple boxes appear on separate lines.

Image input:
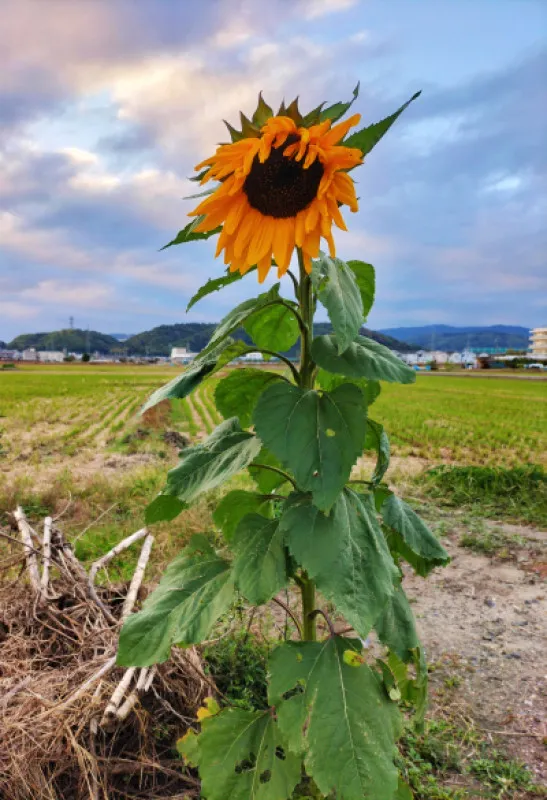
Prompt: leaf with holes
<box><xmin>347</xmin><ymin>260</ymin><xmax>375</xmax><ymax>320</ymax></box>
<box><xmin>269</xmin><ymin>637</ymin><xmax>402</xmax><ymax>800</ymax></box>
<box><xmin>117</xmin><ymin>546</ymin><xmax>234</xmax><ymax>666</ymax></box>
<box><xmin>232</xmin><ymin>514</ymin><xmax>289</xmax><ymax>604</ymax></box>
<box><xmin>178</xmin><ymin>708</ymin><xmax>301</xmax><ymax>800</ymax></box>
<box><xmin>156</xmin><ymin>418</ymin><xmax>262</xmax><ymax>506</ymax></box>
<box><xmin>311</xmin><ymin>254</ymin><xmax>363</xmax><ymax>354</ymax></box>
<box><xmin>160</xmin><ymin>216</ymin><xmax>221</xmax><ymax>250</ymax></box>
<box><xmin>382</xmin><ymin>494</ymin><xmax>450</xmax><ymax>576</ymax></box>
<box><xmin>280</xmin><ymin>489</ymin><xmax>397</xmax><ymax>637</ymax></box>
<box><xmin>312</xmin><ymin>334</ymin><xmax>416</xmax><ymax>384</ymax></box>
<box><xmin>215</xmin><ymin>369</ymin><xmax>285</xmax><ymax>428</ymax></box>
<box><xmin>253</xmin><ymin>382</ymin><xmax>367</xmax><ymax>512</ymax></box>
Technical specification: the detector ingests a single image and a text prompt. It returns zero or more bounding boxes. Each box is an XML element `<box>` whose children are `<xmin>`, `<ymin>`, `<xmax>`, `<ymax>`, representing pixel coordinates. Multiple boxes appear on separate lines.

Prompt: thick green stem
<box><xmin>297</xmin><ymin>248</ymin><xmax>317</xmax><ymax>641</ymax></box>
<box><xmin>301</xmin><ymin>573</ymin><xmax>316</xmax><ymax>641</ymax></box>
<box><xmin>297</xmin><ymin>249</ymin><xmax>315</xmax><ymax>391</ymax></box>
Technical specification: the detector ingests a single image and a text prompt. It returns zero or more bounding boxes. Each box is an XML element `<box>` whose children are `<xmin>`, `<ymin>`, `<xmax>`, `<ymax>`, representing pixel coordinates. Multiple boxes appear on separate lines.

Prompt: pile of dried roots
<box><xmin>0</xmin><ymin>509</ymin><xmax>208</xmax><ymax>800</ymax></box>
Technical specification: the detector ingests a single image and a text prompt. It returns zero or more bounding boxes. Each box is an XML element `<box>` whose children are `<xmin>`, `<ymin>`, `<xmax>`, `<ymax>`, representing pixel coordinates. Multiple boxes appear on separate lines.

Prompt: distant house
<box><xmin>0</xmin><ymin>349</ymin><xmax>20</xmax><ymax>361</ymax></box>
<box><xmin>529</xmin><ymin>327</ymin><xmax>547</xmax><ymax>359</ymax></box>
<box><xmin>171</xmin><ymin>347</ymin><xmax>198</xmax><ymax>365</ymax></box>
<box><xmin>22</xmin><ymin>348</ymin><xmax>37</xmax><ymax>361</ymax></box>
<box><xmin>239</xmin><ymin>352</ymin><xmax>265</xmax><ymax>362</ymax></box>
<box><xmin>38</xmin><ymin>351</ymin><xmax>65</xmax><ymax>363</ymax></box>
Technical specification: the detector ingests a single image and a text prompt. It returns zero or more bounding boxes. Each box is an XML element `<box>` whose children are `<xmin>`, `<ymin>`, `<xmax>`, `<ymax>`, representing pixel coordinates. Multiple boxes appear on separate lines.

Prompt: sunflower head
<box><xmin>189</xmin><ymin>92</ymin><xmax>365</xmax><ymax>282</ymax></box>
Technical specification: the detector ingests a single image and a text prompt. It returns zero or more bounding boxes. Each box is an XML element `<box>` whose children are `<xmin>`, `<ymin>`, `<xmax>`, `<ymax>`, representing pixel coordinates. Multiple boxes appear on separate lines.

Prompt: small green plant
<box><xmin>423</xmin><ymin>464</ymin><xmax>547</xmax><ymax>527</ymax></box>
<box><xmin>459</xmin><ymin>520</ymin><xmax>526</xmax><ymax>556</ymax></box>
<box><xmin>203</xmin><ymin>631</ymin><xmax>270</xmax><ymax>710</ymax></box>
<box><xmin>116</xmin><ymin>88</ymin><xmax>452</xmax><ymax>799</ymax></box>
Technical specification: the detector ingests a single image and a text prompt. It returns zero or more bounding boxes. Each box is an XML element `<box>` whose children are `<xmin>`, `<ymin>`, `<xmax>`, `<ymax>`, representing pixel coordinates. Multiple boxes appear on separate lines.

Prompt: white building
<box><xmin>21</xmin><ymin>348</ymin><xmax>37</xmax><ymax>361</ymax></box>
<box><xmin>38</xmin><ymin>351</ymin><xmax>65</xmax><ymax>363</ymax></box>
<box><xmin>239</xmin><ymin>352</ymin><xmax>265</xmax><ymax>362</ymax></box>
<box><xmin>529</xmin><ymin>327</ymin><xmax>547</xmax><ymax>359</ymax></box>
<box><xmin>171</xmin><ymin>347</ymin><xmax>198</xmax><ymax>365</ymax></box>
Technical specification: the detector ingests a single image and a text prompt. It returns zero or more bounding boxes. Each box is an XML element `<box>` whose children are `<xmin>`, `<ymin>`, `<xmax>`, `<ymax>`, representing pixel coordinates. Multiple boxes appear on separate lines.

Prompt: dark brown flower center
<box><xmin>243</xmin><ymin>134</ymin><xmax>324</xmax><ymax>218</ymax></box>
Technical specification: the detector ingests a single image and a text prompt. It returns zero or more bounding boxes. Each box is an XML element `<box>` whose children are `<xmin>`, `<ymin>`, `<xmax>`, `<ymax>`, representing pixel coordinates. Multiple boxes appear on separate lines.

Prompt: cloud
<box><xmin>302</xmin><ymin>0</ymin><xmax>359</xmax><ymax>20</ymax></box>
<box><xmin>0</xmin><ymin>1</ymin><xmax>545</xmax><ymax>340</ymax></box>
<box><xmin>20</xmin><ymin>280</ymin><xmax>112</xmax><ymax>307</ymax></box>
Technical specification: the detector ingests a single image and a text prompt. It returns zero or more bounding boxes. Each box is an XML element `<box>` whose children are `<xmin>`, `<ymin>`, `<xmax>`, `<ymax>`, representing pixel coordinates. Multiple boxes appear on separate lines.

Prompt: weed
<box><xmin>203</xmin><ymin>631</ymin><xmax>270</xmax><ymax>710</ymax></box>
<box><xmin>400</xmin><ymin>719</ymin><xmax>545</xmax><ymax>799</ymax></box>
<box><xmin>422</xmin><ymin>464</ymin><xmax>547</xmax><ymax>527</ymax></box>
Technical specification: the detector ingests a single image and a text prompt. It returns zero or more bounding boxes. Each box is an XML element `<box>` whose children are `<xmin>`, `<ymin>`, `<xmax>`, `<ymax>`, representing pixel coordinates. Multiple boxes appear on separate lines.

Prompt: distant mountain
<box><xmin>109</xmin><ymin>332</ymin><xmax>135</xmax><ymax>341</ymax></box>
<box><xmin>124</xmin><ymin>322</ymin><xmax>416</xmax><ymax>356</ymax></box>
<box><xmin>378</xmin><ymin>325</ymin><xmax>530</xmax><ymax>351</ymax></box>
<box><xmin>0</xmin><ymin>341</ymin><xmax>6</xmax><ymax>350</ymax></box>
<box><xmin>5</xmin><ymin>324</ymin><xmax>419</xmax><ymax>357</ymax></box>
<box><xmin>8</xmin><ymin>329</ymin><xmax>120</xmax><ymax>353</ymax></box>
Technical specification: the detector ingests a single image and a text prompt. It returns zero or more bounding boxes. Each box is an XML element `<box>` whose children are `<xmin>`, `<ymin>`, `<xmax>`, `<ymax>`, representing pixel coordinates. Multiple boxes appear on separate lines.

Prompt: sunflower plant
<box><xmin>117</xmin><ymin>86</ymin><xmax>449</xmax><ymax>800</ymax></box>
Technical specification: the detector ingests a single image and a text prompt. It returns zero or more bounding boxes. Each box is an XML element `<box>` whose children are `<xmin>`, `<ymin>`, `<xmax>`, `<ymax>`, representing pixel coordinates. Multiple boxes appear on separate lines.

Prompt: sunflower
<box><xmin>188</xmin><ymin>97</ymin><xmax>364</xmax><ymax>282</ymax></box>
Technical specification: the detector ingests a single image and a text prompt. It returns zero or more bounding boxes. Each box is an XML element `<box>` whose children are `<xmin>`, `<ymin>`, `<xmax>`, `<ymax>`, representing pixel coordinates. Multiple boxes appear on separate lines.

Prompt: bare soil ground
<box><xmin>404</xmin><ymin>520</ymin><xmax>547</xmax><ymax>785</ymax></box>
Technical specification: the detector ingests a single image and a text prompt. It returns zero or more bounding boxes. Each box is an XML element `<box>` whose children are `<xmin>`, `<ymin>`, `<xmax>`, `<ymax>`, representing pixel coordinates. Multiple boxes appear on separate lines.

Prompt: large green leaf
<box><xmin>248</xmin><ymin>447</ymin><xmax>288</xmax><ymax>493</ymax></box>
<box><xmin>145</xmin><ymin>495</ymin><xmax>186</xmax><ymax>525</ymax></box>
<box><xmin>215</xmin><ymin>368</ymin><xmax>285</xmax><ymax>428</ymax></box>
<box><xmin>364</xmin><ymin>418</ymin><xmax>391</xmax><ymax>484</ymax></box>
<box><xmin>311</xmin><ymin>254</ymin><xmax>363</xmax><ymax>354</ymax></box>
<box><xmin>344</xmin><ymin>91</ymin><xmax>421</xmax><ymax>156</ymax></box>
<box><xmin>117</xmin><ymin>545</ymin><xmax>234</xmax><ymax>666</ymax></box>
<box><xmin>280</xmin><ymin>490</ymin><xmax>397</xmax><ymax>637</ymax></box>
<box><xmin>375</xmin><ymin>583</ymin><xmax>420</xmax><ymax>662</ymax></box>
<box><xmin>158</xmin><ymin>418</ymin><xmax>262</xmax><ymax>508</ymax></box>
<box><xmin>179</xmin><ymin>708</ymin><xmax>301</xmax><ymax>800</ymax></box>
<box><xmin>244</xmin><ymin>300</ymin><xmax>300</xmax><ymax>352</ymax></box>
<box><xmin>269</xmin><ymin>637</ymin><xmax>402</xmax><ymax>800</ymax></box>
<box><xmin>160</xmin><ymin>216</ymin><xmax>221</xmax><ymax>250</ymax></box>
<box><xmin>140</xmin><ymin>339</ymin><xmax>233</xmax><ymax>415</ymax></box>
<box><xmin>203</xmin><ymin>284</ymin><xmax>282</xmax><ymax>356</ymax></box>
<box><xmin>320</xmin><ymin>82</ymin><xmax>360</xmax><ymax>123</ymax></box>
<box><xmin>316</xmin><ymin>369</ymin><xmax>381</xmax><ymax>406</ymax></box>
<box><xmin>312</xmin><ymin>334</ymin><xmax>416</xmax><ymax>384</ymax></box>
<box><xmin>213</xmin><ymin>490</ymin><xmax>272</xmax><ymax>541</ymax></box>
<box><xmin>232</xmin><ymin>514</ymin><xmax>288</xmax><ymax>604</ymax></box>
<box><xmin>186</xmin><ymin>270</ymin><xmax>245</xmax><ymax>312</ymax></box>
<box><xmin>382</xmin><ymin>494</ymin><xmax>450</xmax><ymax>576</ymax></box>
<box><xmin>253</xmin><ymin>382</ymin><xmax>367</xmax><ymax>512</ymax></box>
<box><xmin>347</xmin><ymin>260</ymin><xmax>375</xmax><ymax>320</ymax></box>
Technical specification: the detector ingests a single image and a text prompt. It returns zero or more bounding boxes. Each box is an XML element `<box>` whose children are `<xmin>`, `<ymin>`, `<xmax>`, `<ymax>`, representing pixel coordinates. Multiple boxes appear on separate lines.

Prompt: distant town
<box><xmin>2</xmin><ymin>326</ymin><xmax>546</xmax><ymax>370</ymax></box>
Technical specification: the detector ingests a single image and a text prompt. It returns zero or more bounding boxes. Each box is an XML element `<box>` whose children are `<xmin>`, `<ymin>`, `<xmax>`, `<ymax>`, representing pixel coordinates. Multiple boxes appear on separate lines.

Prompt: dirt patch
<box><xmin>404</xmin><ymin>523</ymin><xmax>547</xmax><ymax>783</ymax></box>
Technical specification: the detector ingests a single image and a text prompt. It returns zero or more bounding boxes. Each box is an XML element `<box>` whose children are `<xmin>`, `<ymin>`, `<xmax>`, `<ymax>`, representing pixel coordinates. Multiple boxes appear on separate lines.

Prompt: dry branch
<box><xmin>122</xmin><ymin>532</ymin><xmax>154</xmax><ymax>620</ymax></box>
<box><xmin>1</xmin><ymin>511</ymin><xmax>207</xmax><ymax>799</ymax></box>
<box><xmin>14</xmin><ymin>506</ymin><xmax>41</xmax><ymax>592</ymax></box>
<box><xmin>40</xmin><ymin>515</ymin><xmax>52</xmax><ymax>604</ymax></box>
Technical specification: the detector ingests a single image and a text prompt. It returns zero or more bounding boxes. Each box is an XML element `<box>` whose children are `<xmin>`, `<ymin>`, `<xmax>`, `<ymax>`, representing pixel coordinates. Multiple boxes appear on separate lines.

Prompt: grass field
<box><xmin>1</xmin><ymin>364</ymin><xmax>545</xmax><ymax>575</ymax></box>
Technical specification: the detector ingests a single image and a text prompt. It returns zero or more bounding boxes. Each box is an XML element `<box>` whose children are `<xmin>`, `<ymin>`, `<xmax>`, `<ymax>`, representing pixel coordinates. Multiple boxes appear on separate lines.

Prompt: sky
<box><xmin>1</xmin><ymin>0</ymin><xmax>546</xmax><ymax>342</ymax></box>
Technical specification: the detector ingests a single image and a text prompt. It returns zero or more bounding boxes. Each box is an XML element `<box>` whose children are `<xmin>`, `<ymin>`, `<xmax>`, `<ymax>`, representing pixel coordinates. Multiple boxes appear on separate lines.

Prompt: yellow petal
<box><xmin>321</xmin><ymin>113</ymin><xmax>361</xmax><ymax>147</ymax></box>
<box><xmin>247</xmin><ymin>216</ymin><xmax>274</xmax><ymax>265</ymax></box>
<box><xmin>257</xmin><ymin>252</ymin><xmax>272</xmax><ymax>283</ymax></box>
